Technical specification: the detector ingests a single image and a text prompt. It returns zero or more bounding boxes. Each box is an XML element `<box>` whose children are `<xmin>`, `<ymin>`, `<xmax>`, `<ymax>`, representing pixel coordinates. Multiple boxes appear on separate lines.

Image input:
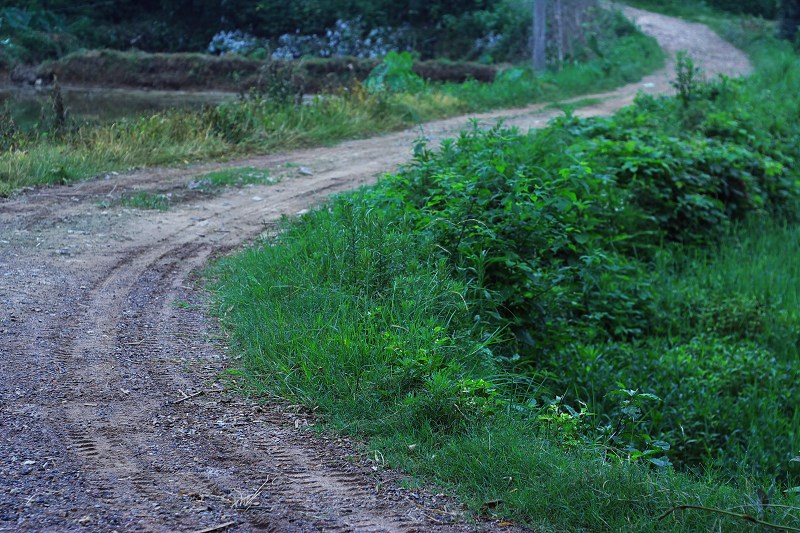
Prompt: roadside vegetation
<box><xmin>209</xmin><ymin>9</ymin><xmax>800</xmax><ymax>532</ymax></box>
<box><xmin>0</xmin><ymin>8</ymin><xmax>662</xmax><ymax>197</ymax></box>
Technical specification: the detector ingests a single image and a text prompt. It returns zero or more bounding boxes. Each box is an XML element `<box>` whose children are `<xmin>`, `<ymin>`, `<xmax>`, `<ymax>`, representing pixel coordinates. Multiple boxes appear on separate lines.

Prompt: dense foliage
<box><xmin>0</xmin><ymin>0</ymin><xmax>533</xmax><ymax>64</ymax></box>
<box><xmin>373</xmin><ymin>78</ymin><xmax>797</xmax><ymax>350</ymax></box>
<box><xmin>2</xmin><ymin>0</ymin><xmax>798</xmax><ymax>71</ymax></box>
<box><xmin>0</xmin><ymin>0</ymin><xmax>683</xmax><ymax>68</ymax></box>
<box><xmin>353</xmin><ymin>68</ymin><xmax>800</xmax><ymax>479</ymax></box>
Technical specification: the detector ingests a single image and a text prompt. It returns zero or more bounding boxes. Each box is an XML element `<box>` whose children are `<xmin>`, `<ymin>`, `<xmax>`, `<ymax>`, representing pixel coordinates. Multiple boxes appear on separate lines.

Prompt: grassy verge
<box><xmin>0</xmin><ymin>8</ymin><xmax>663</xmax><ymax>197</ymax></box>
<box><xmin>208</xmin><ymin>13</ymin><xmax>800</xmax><ymax>531</ymax></box>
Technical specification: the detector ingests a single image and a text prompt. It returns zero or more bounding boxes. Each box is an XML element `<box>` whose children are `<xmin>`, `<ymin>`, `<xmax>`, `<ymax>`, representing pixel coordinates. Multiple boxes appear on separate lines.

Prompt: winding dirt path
<box><xmin>0</xmin><ymin>8</ymin><xmax>750</xmax><ymax>532</ymax></box>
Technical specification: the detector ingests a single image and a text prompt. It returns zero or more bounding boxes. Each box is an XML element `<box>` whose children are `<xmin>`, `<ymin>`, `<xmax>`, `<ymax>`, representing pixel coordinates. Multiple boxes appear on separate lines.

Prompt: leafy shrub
<box><xmin>365</xmin><ymin>51</ymin><xmax>424</xmax><ymax>93</ymax></box>
<box><xmin>364</xmin><ymin>82</ymin><xmax>798</xmax><ymax>347</ymax></box>
<box><xmin>559</xmin><ymin>88</ymin><xmax>798</xmax><ymax>242</ymax></box>
<box><xmin>672</xmin><ymin>51</ymin><xmax>702</xmax><ymax>107</ymax></box>
<box><xmin>366</xmin><ymin>124</ymin><xmax>656</xmax><ymax>349</ymax></box>
<box><xmin>354</xmin><ymin>73</ymin><xmax>800</xmax><ymax>479</ymax></box>
<box><xmin>0</xmin><ymin>7</ymin><xmax>80</xmax><ymax>63</ymax></box>
<box><xmin>585</xmin><ymin>131</ymin><xmax>782</xmax><ymax>242</ymax></box>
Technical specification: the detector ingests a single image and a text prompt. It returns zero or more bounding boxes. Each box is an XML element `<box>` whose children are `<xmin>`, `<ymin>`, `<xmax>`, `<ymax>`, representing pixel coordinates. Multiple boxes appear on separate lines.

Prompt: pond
<box><xmin>0</xmin><ymin>85</ymin><xmax>239</xmax><ymax>130</ymax></box>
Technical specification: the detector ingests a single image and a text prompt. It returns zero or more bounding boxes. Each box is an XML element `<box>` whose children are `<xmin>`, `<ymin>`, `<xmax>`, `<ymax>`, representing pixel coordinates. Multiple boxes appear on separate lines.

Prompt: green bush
<box><xmin>352</xmin><ymin>66</ymin><xmax>800</xmax><ymax>479</ymax></box>
<box><xmin>366</xmin><ymin>124</ymin><xmax>653</xmax><ymax>348</ymax></box>
<box><xmin>0</xmin><ymin>7</ymin><xmax>80</xmax><ymax>63</ymax></box>
<box><xmin>361</xmin><ymin>80</ymin><xmax>799</xmax><ymax>348</ymax></box>
<box><xmin>365</xmin><ymin>51</ymin><xmax>424</xmax><ymax>93</ymax></box>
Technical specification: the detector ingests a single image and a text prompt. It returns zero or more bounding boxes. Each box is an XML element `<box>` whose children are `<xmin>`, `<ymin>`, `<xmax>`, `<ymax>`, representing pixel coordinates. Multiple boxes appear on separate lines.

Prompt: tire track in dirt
<box><xmin>0</xmin><ymin>8</ymin><xmax>750</xmax><ymax>532</ymax></box>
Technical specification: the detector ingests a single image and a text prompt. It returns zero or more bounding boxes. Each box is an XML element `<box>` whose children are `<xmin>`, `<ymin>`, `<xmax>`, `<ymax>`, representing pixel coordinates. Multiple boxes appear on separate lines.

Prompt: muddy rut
<box><xmin>0</xmin><ymin>8</ymin><xmax>750</xmax><ymax>532</ymax></box>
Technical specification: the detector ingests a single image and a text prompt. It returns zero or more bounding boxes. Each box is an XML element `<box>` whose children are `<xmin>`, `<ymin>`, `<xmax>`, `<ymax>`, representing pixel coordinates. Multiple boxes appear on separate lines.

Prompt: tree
<box><xmin>531</xmin><ymin>0</ymin><xmax>547</xmax><ymax>72</ymax></box>
<box><xmin>780</xmin><ymin>0</ymin><xmax>800</xmax><ymax>41</ymax></box>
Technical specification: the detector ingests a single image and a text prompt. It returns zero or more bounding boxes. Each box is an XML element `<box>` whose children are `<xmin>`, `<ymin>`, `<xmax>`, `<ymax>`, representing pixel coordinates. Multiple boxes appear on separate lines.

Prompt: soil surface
<box><xmin>0</xmin><ymin>8</ymin><xmax>751</xmax><ymax>532</ymax></box>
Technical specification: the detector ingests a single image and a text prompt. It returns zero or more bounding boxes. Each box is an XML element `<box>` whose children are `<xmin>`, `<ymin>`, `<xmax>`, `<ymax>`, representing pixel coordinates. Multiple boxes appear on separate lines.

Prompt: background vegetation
<box><xmin>0</xmin><ymin>0</ymin><xmax>553</xmax><ymax>67</ymax></box>
<box><xmin>5</xmin><ymin>0</ymin><xmax>793</xmax><ymax>72</ymax></box>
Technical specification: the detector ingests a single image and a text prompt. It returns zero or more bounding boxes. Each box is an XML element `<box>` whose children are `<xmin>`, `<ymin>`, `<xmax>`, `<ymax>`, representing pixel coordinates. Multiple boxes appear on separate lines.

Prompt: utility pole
<box><xmin>532</xmin><ymin>0</ymin><xmax>547</xmax><ymax>72</ymax></box>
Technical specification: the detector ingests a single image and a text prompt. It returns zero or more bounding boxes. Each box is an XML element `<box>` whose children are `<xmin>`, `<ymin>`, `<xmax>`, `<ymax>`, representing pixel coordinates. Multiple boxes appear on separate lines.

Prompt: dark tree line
<box><xmin>0</xmin><ymin>0</ymin><xmax>505</xmax><ymax>55</ymax></box>
<box><xmin>782</xmin><ymin>0</ymin><xmax>800</xmax><ymax>40</ymax></box>
<box><xmin>1</xmin><ymin>0</ymin><xmax>799</xmax><ymax>64</ymax></box>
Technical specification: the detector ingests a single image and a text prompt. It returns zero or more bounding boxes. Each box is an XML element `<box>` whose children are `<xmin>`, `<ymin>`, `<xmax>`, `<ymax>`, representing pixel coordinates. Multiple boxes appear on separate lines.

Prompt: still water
<box><xmin>0</xmin><ymin>85</ymin><xmax>238</xmax><ymax>129</ymax></box>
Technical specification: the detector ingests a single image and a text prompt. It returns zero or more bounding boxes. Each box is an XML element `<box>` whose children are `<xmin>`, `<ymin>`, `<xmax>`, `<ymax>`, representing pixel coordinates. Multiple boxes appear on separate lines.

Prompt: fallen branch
<box><xmin>124</xmin><ymin>339</ymin><xmax>146</xmax><ymax>345</ymax></box>
<box><xmin>658</xmin><ymin>505</ymin><xmax>800</xmax><ymax>532</ymax></box>
<box><xmin>191</xmin><ymin>521</ymin><xmax>237</xmax><ymax>533</ymax></box>
<box><xmin>242</xmin><ymin>478</ymin><xmax>271</xmax><ymax>511</ymax></box>
<box><xmin>172</xmin><ymin>388</ymin><xmax>224</xmax><ymax>405</ymax></box>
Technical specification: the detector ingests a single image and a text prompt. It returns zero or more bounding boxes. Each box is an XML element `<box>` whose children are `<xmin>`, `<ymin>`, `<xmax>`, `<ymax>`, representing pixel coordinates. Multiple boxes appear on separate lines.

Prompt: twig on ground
<box><xmin>191</xmin><ymin>521</ymin><xmax>237</xmax><ymax>533</ymax></box>
<box><xmin>244</xmin><ymin>479</ymin><xmax>271</xmax><ymax>511</ymax></box>
<box><xmin>172</xmin><ymin>389</ymin><xmax>206</xmax><ymax>404</ymax></box>
<box><xmin>172</xmin><ymin>388</ymin><xmax>225</xmax><ymax>405</ymax></box>
<box><xmin>658</xmin><ymin>504</ymin><xmax>800</xmax><ymax>532</ymax></box>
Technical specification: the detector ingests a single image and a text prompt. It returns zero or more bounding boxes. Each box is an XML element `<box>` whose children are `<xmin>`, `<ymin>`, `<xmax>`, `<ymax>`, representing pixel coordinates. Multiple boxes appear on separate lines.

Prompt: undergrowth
<box><xmin>209</xmin><ymin>17</ymin><xmax>800</xmax><ymax>531</ymax></box>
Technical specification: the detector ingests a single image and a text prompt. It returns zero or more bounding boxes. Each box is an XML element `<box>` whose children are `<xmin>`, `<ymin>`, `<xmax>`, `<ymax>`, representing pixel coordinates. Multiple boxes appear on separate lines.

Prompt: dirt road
<box><xmin>0</xmin><ymin>8</ymin><xmax>750</xmax><ymax>532</ymax></box>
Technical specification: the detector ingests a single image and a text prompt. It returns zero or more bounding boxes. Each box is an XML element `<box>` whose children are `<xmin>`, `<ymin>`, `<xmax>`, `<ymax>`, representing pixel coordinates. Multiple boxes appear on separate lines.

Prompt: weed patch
<box><xmin>188</xmin><ymin>167</ymin><xmax>276</xmax><ymax>192</ymax></box>
<box><xmin>117</xmin><ymin>191</ymin><xmax>170</xmax><ymax>211</ymax></box>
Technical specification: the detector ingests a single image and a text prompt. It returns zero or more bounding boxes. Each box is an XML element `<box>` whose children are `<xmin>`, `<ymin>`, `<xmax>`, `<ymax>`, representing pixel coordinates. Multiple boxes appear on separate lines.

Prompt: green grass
<box><xmin>653</xmin><ymin>220</ymin><xmax>800</xmax><ymax>359</ymax></box>
<box><xmin>189</xmin><ymin>166</ymin><xmax>277</xmax><ymax>191</ymax></box>
<box><xmin>207</xmin><ymin>11</ymin><xmax>800</xmax><ymax>528</ymax></box>
<box><xmin>0</xmin><ymin>9</ymin><xmax>663</xmax><ymax>196</ymax></box>
<box><xmin>118</xmin><ymin>191</ymin><xmax>171</xmax><ymax>211</ymax></box>
<box><xmin>209</xmin><ymin>194</ymin><xmax>800</xmax><ymax>530</ymax></box>
<box><xmin>0</xmin><ymin>112</ymin><xmax>230</xmax><ymax>196</ymax></box>
<box><xmin>543</xmin><ymin>97</ymin><xmax>606</xmax><ymax>114</ymax></box>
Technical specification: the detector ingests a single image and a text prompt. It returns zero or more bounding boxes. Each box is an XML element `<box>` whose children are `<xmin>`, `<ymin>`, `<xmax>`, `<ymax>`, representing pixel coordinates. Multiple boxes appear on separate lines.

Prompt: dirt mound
<box><xmin>36</xmin><ymin>50</ymin><xmax>499</xmax><ymax>92</ymax></box>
